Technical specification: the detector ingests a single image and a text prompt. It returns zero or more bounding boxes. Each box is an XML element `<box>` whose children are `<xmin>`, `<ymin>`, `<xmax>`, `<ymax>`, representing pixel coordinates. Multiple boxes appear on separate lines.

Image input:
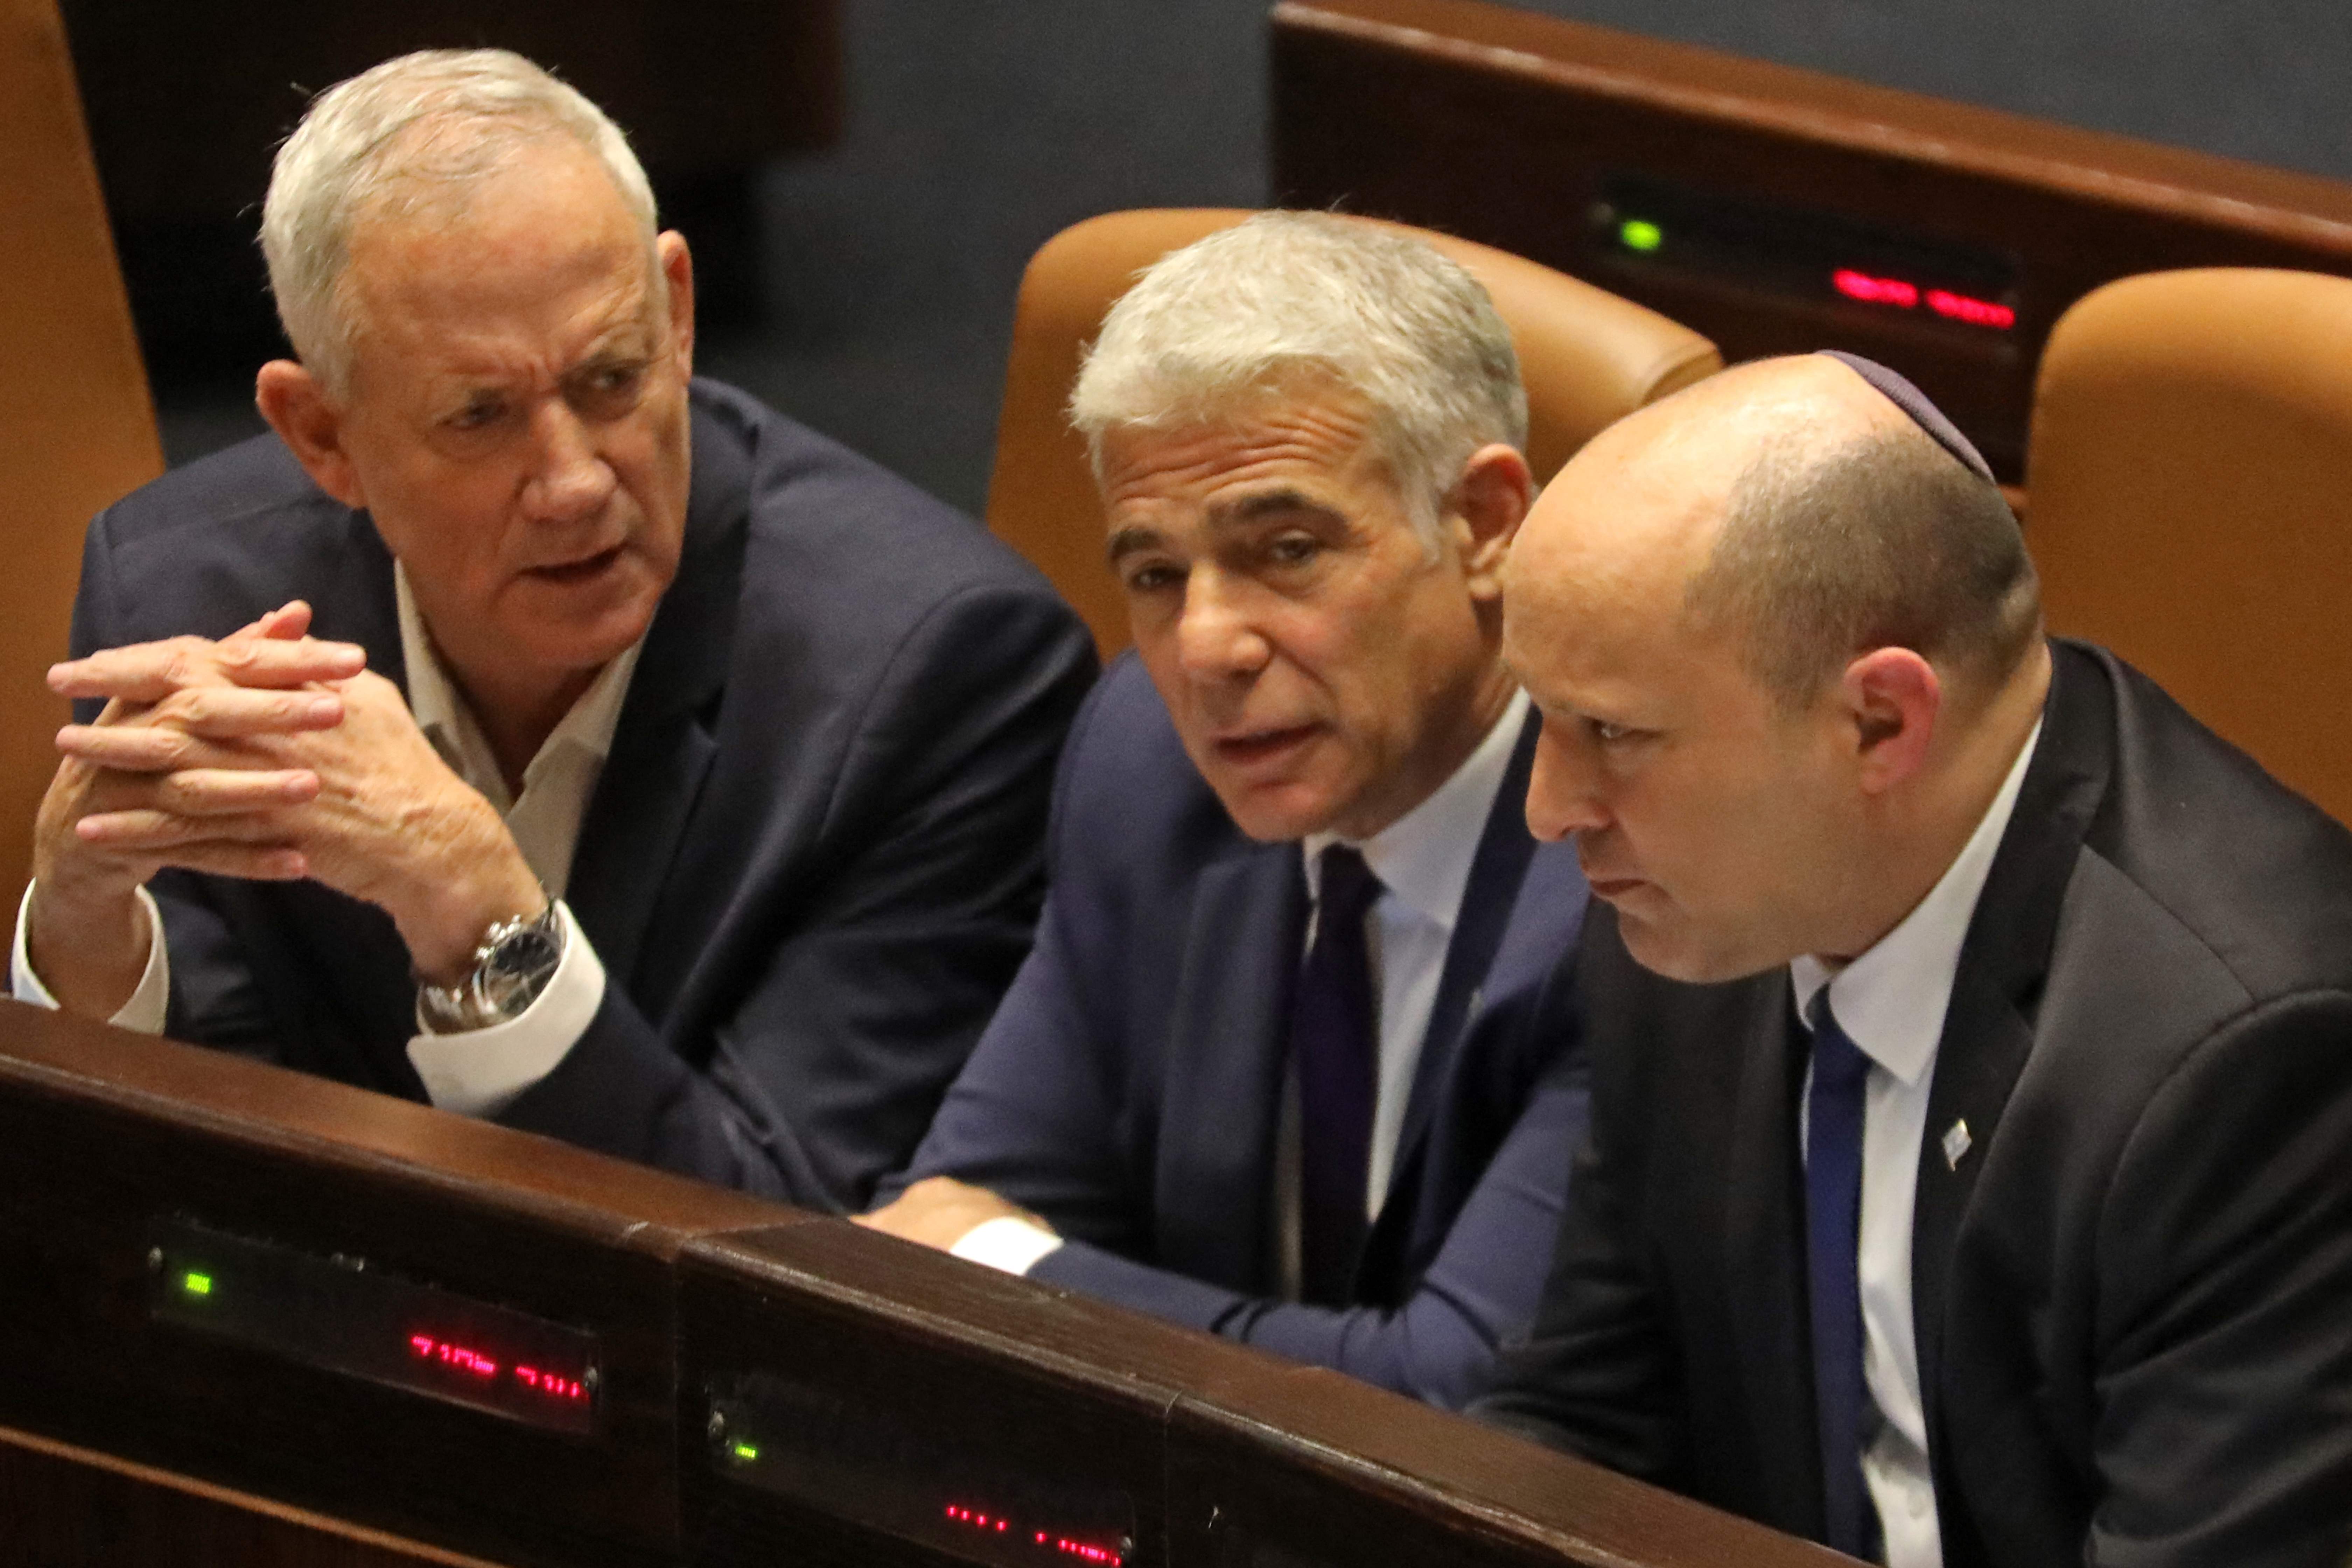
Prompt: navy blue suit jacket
<box><xmin>894</xmin><ymin>656</ymin><xmax>1591</xmax><ymax>1407</ymax></box>
<box><xmin>70</xmin><ymin>379</ymin><xmax>1097</xmax><ymax>1211</ymax></box>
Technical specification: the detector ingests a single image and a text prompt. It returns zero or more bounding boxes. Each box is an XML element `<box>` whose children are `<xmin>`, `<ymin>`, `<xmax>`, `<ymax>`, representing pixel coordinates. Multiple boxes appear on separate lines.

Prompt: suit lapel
<box><xmin>1911</xmin><ymin>643</ymin><xmax>2114</xmax><ymax>1443</ymax></box>
<box><xmin>1153</xmin><ymin>844</ymin><xmax>1305</xmax><ymax>1290</ymax></box>
<box><xmin>563</xmin><ymin>411</ymin><xmax>748</xmax><ymax>994</ymax></box>
<box><xmin>1388</xmin><ymin>711</ymin><xmax>1547</xmax><ymax>1175</ymax></box>
<box><xmin>1724</xmin><ymin>969</ymin><xmax>1825</xmax><ymax>1536</ymax></box>
<box><xmin>308</xmin><ymin>507</ymin><xmax>404</xmax><ymax>691</ymax></box>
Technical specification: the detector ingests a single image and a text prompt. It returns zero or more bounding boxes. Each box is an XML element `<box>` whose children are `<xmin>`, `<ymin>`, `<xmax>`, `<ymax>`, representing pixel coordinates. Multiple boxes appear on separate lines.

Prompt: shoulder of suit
<box><xmin>2062</xmin><ymin>640</ymin><xmax>2352</xmax><ymax>1006</ymax></box>
<box><xmin>83</xmin><ymin>432</ymin><xmax>383</xmax><ymax>643</ymax></box>
<box><xmin>690</xmin><ymin>378</ymin><xmax>1064</xmax><ymax>606</ymax></box>
<box><xmin>94</xmin><ymin>429</ymin><xmax>345</xmax><ymax>547</ymax></box>
<box><xmin>1051</xmin><ymin>653</ymin><xmax>1245</xmax><ymax>872</ymax></box>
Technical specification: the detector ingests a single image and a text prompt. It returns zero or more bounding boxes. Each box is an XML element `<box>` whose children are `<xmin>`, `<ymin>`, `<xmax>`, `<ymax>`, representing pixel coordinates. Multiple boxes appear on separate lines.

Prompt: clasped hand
<box><xmin>31</xmin><ymin>601</ymin><xmax>541</xmax><ymax>1012</ymax></box>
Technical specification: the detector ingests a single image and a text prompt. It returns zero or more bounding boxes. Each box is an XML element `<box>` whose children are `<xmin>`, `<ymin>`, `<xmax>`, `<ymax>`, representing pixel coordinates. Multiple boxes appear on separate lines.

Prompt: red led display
<box><xmin>945</xmin><ymin>1504</ymin><xmax>1125</xmax><ymax>1565</ymax></box>
<box><xmin>409</xmin><ymin>1332</ymin><xmax>590</xmax><ymax>1405</ymax></box>
<box><xmin>1926</xmin><ymin>288</ymin><xmax>2017</xmax><ymax>329</ymax></box>
<box><xmin>1833</xmin><ymin>268</ymin><xmax>1919</xmax><ymax>308</ymax></box>
<box><xmin>1833</xmin><ymin>267</ymin><xmax>2013</xmax><ymax>331</ymax></box>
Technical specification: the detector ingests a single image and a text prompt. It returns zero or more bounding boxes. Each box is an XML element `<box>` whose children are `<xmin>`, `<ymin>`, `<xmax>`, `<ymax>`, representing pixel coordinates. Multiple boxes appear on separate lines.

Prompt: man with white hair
<box><xmin>16</xmin><ymin>50</ymin><xmax>1095</xmax><ymax>1209</ymax></box>
<box><xmin>862</xmin><ymin>214</ymin><xmax>1592</xmax><ymax>1408</ymax></box>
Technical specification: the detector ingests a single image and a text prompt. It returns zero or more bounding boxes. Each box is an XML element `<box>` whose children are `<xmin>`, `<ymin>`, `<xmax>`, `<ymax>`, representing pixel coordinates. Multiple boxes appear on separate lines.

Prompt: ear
<box><xmin>1838</xmin><ymin>646</ymin><xmax>1941</xmax><ymax>794</ymax></box>
<box><xmin>657</xmin><ymin>231</ymin><xmax>696</xmax><ymax>376</ymax></box>
<box><xmin>255</xmin><ymin>359</ymin><xmax>367</xmax><ymax>510</ymax></box>
<box><xmin>1452</xmin><ymin>442</ymin><xmax>1534</xmax><ymax>601</ymax></box>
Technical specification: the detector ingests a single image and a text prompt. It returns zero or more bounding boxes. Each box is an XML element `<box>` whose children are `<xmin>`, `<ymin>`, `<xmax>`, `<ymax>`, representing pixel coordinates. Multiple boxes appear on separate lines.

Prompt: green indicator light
<box><xmin>731</xmin><ymin>1442</ymin><xmax>760</xmax><ymax>1462</ymax></box>
<box><xmin>1619</xmin><ymin>219</ymin><xmax>1664</xmax><ymax>253</ymax></box>
<box><xmin>182</xmin><ymin>1272</ymin><xmax>212</xmax><ymax>1296</ymax></box>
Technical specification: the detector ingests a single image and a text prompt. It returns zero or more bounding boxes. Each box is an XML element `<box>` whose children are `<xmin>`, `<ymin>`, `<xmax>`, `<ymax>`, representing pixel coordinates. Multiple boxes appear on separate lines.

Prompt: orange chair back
<box><xmin>986</xmin><ymin>208</ymin><xmax>1721</xmax><ymax>657</ymax></box>
<box><xmin>2028</xmin><ymin>268</ymin><xmax>2352</xmax><ymax>825</ymax></box>
<box><xmin>0</xmin><ymin>0</ymin><xmax>166</xmax><ymax>924</ymax></box>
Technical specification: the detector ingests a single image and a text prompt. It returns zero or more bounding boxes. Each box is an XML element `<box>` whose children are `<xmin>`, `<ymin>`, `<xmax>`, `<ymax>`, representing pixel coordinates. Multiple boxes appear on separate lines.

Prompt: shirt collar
<box><xmin>1790</xmin><ymin>719</ymin><xmax>2043</xmax><ymax>1087</ymax></box>
<box><xmin>393</xmin><ymin>562</ymin><xmax>642</xmax><ymax>807</ymax></box>
<box><xmin>1303</xmin><ymin>687</ymin><xmax>1529</xmax><ymax>931</ymax></box>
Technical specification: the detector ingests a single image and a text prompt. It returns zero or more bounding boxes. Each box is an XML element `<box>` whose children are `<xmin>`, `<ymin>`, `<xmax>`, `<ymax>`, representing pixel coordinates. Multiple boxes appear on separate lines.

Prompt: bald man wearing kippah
<box><xmin>1478</xmin><ymin>354</ymin><xmax>2352</xmax><ymax>1567</ymax></box>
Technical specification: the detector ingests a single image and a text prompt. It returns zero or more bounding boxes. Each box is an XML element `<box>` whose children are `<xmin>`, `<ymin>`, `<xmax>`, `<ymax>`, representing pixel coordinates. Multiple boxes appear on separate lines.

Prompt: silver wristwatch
<box><xmin>416</xmin><ymin>899</ymin><xmax>565</xmax><ymax>1035</ymax></box>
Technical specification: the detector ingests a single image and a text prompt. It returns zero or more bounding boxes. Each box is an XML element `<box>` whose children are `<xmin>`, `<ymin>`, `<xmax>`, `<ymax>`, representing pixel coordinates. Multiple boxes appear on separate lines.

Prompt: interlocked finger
<box><xmin>152</xmin><ymin>684</ymin><xmax>344</xmax><ymax>739</ymax></box>
<box><xmin>58</xmin><ymin>693</ymin><xmax>342</xmax><ymax>770</ymax></box>
<box><xmin>147</xmin><ymin>767</ymin><xmax>322</xmax><ymax>816</ymax></box>
<box><xmin>75</xmin><ymin>803</ymin><xmax>307</xmax><ymax>849</ymax></box>
<box><xmin>49</xmin><ymin>635</ymin><xmax>365</xmax><ymax>704</ymax></box>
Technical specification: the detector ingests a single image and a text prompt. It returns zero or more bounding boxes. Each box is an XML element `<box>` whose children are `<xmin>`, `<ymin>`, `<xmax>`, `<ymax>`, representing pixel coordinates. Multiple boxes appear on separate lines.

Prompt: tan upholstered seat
<box><xmin>985</xmin><ymin>208</ymin><xmax>1722</xmax><ymax>656</ymax></box>
<box><xmin>0</xmin><ymin>0</ymin><xmax>165</xmax><ymax>926</ymax></box>
<box><xmin>2027</xmin><ymin>267</ymin><xmax>2352</xmax><ymax>825</ymax></box>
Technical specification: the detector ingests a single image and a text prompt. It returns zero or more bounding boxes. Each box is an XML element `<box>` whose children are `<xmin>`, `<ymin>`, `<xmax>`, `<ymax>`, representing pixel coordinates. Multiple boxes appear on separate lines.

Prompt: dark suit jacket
<box><xmin>892</xmin><ymin>656</ymin><xmax>1592</xmax><ymax>1408</ymax></box>
<box><xmin>71</xmin><ymin>379</ymin><xmax>1097</xmax><ymax>1211</ymax></box>
<box><xmin>1476</xmin><ymin>640</ymin><xmax>2352</xmax><ymax>1567</ymax></box>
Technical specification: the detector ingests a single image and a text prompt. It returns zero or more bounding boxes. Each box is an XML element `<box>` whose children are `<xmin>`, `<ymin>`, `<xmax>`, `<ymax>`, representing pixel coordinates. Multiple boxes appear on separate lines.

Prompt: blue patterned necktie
<box><xmin>1293</xmin><ymin>844</ymin><xmax>1383</xmax><ymax>1307</ymax></box>
<box><xmin>1805</xmin><ymin>991</ymin><xmax>1884</xmax><ymax>1562</ymax></box>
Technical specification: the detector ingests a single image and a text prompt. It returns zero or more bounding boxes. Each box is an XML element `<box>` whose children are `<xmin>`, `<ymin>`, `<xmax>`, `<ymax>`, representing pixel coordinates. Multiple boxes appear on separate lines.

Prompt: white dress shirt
<box><xmin>953</xmin><ymin>688</ymin><xmax>1530</xmax><ymax>1278</ymax></box>
<box><xmin>1788</xmin><ymin>720</ymin><xmax>2040</xmax><ymax>1568</ymax></box>
<box><xmin>14</xmin><ymin>564</ymin><xmax>640</xmax><ymax>1120</ymax></box>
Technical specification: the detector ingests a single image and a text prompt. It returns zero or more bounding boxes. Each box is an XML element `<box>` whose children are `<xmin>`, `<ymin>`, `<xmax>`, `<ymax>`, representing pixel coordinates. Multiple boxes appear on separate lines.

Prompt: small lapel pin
<box><xmin>1941</xmin><ymin>1119</ymin><xmax>1973</xmax><ymax>1170</ymax></box>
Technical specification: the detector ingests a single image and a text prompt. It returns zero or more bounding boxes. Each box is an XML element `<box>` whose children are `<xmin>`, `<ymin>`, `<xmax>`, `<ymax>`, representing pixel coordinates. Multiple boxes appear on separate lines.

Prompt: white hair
<box><xmin>1068</xmin><ymin>211</ymin><xmax>1527</xmax><ymax>538</ymax></box>
<box><xmin>259</xmin><ymin>49</ymin><xmax>659</xmax><ymax>395</ymax></box>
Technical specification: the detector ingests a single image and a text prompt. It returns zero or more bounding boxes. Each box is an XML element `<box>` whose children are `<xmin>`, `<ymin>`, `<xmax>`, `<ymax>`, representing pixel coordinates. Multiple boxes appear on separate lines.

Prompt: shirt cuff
<box><xmin>406</xmin><ymin>900</ymin><xmax>606</xmax><ymax>1119</ymax></box>
<box><xmin>12</xmin><ymin>880</ymin><xmax>171</xmax><ymax>1034</ymax></box>
<box><xmin>949</xmin><ymin>1215</ymin><xmax>1065</xmax><ymax>1277</ymax></box>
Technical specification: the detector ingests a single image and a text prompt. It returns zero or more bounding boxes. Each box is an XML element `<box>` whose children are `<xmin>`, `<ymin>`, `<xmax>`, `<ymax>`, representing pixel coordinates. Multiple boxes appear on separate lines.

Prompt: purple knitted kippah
<box><xmin>1815</xmin><ymin>350</ymin><xmax>1996</xmax><ymax>486</ymax></box>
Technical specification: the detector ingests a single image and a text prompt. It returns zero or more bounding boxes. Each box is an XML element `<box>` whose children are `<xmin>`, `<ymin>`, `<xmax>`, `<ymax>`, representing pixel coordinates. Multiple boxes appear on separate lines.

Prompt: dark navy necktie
<box><xmin>1294</xmin><ymin>844</ymin><xmax>1383</xmax><ymax>1307</ymax></box>
<box><xmin>1805</xmin><ymin>992</ymin><xmax>1884</xmax><ymax>1562</ymax></box>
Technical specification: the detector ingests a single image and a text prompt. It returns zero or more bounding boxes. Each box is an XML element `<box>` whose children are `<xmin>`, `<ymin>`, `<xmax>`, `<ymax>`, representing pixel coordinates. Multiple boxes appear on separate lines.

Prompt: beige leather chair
<box><xmin>0</xmin><ymin>0</ymin><xmax>165</xmax><ymax>928</ymax></box>
<box><xmin>986</xmin><ymin>208</ymin><xmax>1721</xmax><ymax>656</ymax></box>
<box><xmin>2027</xmin><ymin>268</ymin><xmax>2352</xmax><ymax>825</ymax></box>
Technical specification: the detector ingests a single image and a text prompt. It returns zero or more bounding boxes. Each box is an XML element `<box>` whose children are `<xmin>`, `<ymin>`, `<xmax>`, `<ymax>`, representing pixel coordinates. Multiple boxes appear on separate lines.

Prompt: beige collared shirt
<box><xmin>14</xmin><ymin>564</ymin><xmax>641</xmax><ymax>1120</ymax></box>
<box><xmin>393</xmin><ymin>566</ymin><xmax>637</xmax><ymax>1116</ymax></box>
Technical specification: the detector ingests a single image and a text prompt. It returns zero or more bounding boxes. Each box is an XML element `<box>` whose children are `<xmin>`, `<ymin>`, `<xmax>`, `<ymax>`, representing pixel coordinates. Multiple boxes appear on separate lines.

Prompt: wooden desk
<box><xmin>0</xmin><ymin>999</ymin><xmax>1841</xmax><ymax>1567</ymax></box>
<box><xmin>1271</xmin><ymin>0</ymin><xmax>2352</xmax><ymax>482</ymax></box>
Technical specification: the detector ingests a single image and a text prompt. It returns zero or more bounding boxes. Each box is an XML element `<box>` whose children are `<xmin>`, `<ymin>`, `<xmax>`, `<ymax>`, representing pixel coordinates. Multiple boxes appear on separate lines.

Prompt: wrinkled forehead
<box><xmin>342</xmin><ymin>158</ymin><xmax>662</xmax><ymax>363</ymax></box>
<box><xmin>1099</xmin><ymin>388</ymin><xmax>1394</xmax><ymax>501</ymax></box>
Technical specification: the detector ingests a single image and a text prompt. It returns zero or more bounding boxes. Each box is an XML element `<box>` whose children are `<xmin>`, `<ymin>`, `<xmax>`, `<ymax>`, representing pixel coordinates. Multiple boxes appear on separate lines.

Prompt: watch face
<box><xmin>485</xmin><ymin>927</ymin><xmax>564</xmax><ymax>986</ymax></box>
<box><xmin>418</xmin><ymin>905</ymin><xmax>563</xmax><ymax>1034</ymax></box>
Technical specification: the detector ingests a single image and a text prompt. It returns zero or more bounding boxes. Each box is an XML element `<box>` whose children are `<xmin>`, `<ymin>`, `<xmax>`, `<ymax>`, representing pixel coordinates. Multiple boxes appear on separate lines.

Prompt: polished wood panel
<box><xmin>1271</xmin><ymin>0</ymin><xmax>2352</xmax><ymax>481</ymax></box>
<box><xmin>0</xmin><ymin>1423</ymin><xmax>507</xmax><ymax>1567</ymax></box>
<box><xmin>1</xmin><ymin>994</ymin><xmax>1855</xmax><ymax>1566</ymax></box>
<box><xmin>0</xmin><ymin>999</ymin><xmax>793</xmax><ymax>1567</ymax></box>
<box><xmin>678</xmin><ymin>1223</ymin><xmax>1845</xmax><ymax>1568</ymax></box>
<box><xmin>1163</xmin><ymin>1366</ymin><xmax>1844</xmax><ymax>1568</ymax></box>
<box><xmin>678</xmin><ymin>1222</ymin><xmax>1264</xmax><ymax>1566</ymax></box>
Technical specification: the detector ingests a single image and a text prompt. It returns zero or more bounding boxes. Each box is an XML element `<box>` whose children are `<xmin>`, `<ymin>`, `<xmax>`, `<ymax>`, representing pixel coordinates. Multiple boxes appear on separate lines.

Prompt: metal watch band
<box><xmin>416</xmin><ymin>897</ymin><xmax>565</xmax><ymax>1036</ymax></box>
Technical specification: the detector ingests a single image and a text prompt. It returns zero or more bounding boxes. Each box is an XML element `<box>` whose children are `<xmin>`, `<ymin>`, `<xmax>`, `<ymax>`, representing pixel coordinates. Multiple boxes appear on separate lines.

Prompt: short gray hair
<box><xmin>1686</xmin><ymin>421</ymin><xmax>2042</xmax><ymax>708</ymax></box>
<box><xmin>260</xmin><ymin>49</ymin><xmax>659</xmax><ymax>395</ymax></box>
<box><xmin>1068</xmin><ymin>212</ymin><xmax>1527</xmax><ymax>537</ymax></box>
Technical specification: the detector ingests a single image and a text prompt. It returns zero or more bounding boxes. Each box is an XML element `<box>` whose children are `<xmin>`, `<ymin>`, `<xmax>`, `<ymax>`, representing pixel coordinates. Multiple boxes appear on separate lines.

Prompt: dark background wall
<box><xmin>130</xmin><ymin>0</ymin><xmax>2352</xmax><ymax>516</ymax></box>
